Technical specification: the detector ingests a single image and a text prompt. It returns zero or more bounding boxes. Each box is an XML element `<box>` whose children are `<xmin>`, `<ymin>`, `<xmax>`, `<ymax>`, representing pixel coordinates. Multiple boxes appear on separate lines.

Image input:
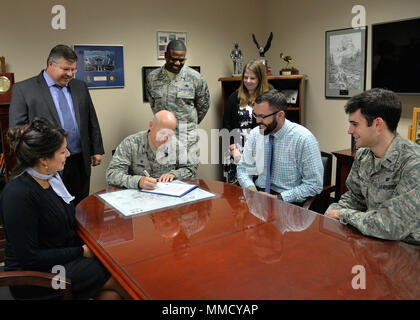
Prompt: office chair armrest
<box><xmin>0</xmin><ymin>271</ymin><xmax>72</xmax><ymax>299</ymax></box>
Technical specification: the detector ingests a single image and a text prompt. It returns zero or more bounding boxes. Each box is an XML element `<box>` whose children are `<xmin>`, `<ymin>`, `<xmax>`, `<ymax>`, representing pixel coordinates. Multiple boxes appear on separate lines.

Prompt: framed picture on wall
<box><xmin>157</xmin><ymin>31</ymin><xmax>187</xmax><ymax>59</ymax></box>
<box><xmin>411</xmin><ymin>107</ymin><xmax>420</xmax><ymax>145</ymax></box>
<box><xmin>73</xmin><ymin>44</ymin><xmax>124</xmax><ymax>88</ymax></box>
<box><xmin>141</xmin><ymin>66</ymin><xmax>200</xmax><ymax>102</ymax></box>
<box><xmin>325</xmin><ymin>27</ymin><xmax>367</xmax><ymax>98</ymax></box>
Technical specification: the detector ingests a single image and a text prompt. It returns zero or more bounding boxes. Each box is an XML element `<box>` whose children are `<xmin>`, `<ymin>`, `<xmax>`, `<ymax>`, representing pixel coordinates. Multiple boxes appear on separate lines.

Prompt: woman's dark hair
<box><xmin>7</xmin><ymin>117</ymin><xmax>67</xmax><ymax>177</ymax></box>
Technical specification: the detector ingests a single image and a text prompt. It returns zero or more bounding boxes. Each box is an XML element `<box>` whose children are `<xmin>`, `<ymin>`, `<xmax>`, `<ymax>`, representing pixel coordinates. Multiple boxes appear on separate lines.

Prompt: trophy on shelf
<box><xmin>279</xmin><ymin>53</ymin><xmax>299</xmax><ymax>75</ymax></box>
<box><xmin>252</xmin><ymin>32</ymin><xmax>273</xmax><ymax>75</ymax></box>
<box><xmin>230</xmin><ymin>42</ymin><xmax>243</xmax><ymax>77</ymax></box>
<box><xmin>0</xmin><ymin>57</ymin><xmax>14</xmax><ymax>104</ymax></box>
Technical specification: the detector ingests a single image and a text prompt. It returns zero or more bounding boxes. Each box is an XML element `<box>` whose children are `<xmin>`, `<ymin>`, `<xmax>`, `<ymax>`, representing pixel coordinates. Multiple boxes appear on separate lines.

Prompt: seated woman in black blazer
<box><xmin>0</xmin><ymin>118</ymin><xmax>128</xmax><ymax>300</ymax></box>
<box><xmin>222</xmin><ymin>60</ymin><xmax>270</xmax><ymax>184</ymax></box>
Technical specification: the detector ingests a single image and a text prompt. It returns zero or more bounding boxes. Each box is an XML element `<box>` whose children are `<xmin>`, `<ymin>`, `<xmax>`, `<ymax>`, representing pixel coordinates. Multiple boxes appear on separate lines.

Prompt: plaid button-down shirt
<box><xmin>237</xmin><ymin>119</ymin><xmax>324</xmax><ymax>203</ymax></box>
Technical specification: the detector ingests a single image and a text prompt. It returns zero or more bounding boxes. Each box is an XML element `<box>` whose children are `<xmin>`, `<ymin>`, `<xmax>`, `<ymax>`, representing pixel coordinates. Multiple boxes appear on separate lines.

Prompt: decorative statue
<box><xmin>280</xmin><ymin>53</ymin><xmax>292</xmax><ymax>68</ymax></box>
<box><xmin>230</xmin><ymin>42</ymin><xmax>243</xmax><ymax>76</ymax></box>
<box><xmin>252</xmin><ymin>32</ymin><xmax>273</xmax><ymax>60</ymax></box>
<box><xmin>279</xmin><ymin>53</ymin><xmax>299</xmax><ymax>75</ymax></box>
<box><xmin>252</xmin><ymin>32</ymin><xmax>273</xmax><ymax>74</ymax></box>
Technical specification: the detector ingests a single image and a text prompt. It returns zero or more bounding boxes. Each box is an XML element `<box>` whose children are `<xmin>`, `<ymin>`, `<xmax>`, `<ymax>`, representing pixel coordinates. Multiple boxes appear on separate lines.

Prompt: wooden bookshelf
<box><xmin>218</xmin><ymin>75</ymin><xmax>306</xmax><ymax>125</ymax></box>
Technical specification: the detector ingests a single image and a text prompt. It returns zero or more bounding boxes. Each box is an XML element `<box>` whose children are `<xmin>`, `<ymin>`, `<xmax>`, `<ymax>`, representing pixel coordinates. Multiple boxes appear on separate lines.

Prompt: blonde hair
<box><xmin>237</xmin><ymin>60</ymin><xmax>269</xmax><ymax>108</ymax></box>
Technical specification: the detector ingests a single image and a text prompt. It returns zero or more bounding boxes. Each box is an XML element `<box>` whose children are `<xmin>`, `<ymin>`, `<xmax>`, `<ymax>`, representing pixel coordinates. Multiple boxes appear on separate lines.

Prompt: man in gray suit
<box><xmin>9</xmin><ymin>44</ymin><xmax>104</xmax><ymax>205</ymax></box>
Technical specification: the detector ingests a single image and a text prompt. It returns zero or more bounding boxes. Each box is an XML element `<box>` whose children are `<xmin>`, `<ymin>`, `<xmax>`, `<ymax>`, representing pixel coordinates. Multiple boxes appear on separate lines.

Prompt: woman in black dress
<box><xmin>222</xmin><ymin>60</ymin><xmax>270</xmax><ymax>183</ymax></box>
<box><xmin>0</xmin><ymin>118</ymin><xmax>128</xmax><ymax>300</ymax></box>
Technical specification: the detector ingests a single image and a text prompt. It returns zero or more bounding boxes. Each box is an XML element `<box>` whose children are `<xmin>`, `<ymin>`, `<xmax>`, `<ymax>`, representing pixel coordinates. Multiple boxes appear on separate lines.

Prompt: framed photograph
<box><xmin>141</xmin><ymin>66</ymin><xmax>200</xmax><ymax>102</ymax></box>
<box><xmin>325</xmin><ymin>27</ymin><xmax>367</xmax><ymax>98</ymax></box>
<box><xmin>157</xmin><ymin>31</ymin><xmax>187</xmax><ymax>59</ymax></box>
<box><xmin>73</xmin><ymin>44</ymin><xmax>124</xmax><ymax>88</ymax></box>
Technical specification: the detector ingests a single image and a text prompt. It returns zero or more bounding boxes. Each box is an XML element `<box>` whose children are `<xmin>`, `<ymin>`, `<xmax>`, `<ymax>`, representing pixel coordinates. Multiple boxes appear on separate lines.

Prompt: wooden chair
<box><xmin>303</xmin><ymin>151</ymin><xmax>336</xmax><ymax>214</ymax></box>
<box><xmin>0</xmin><ymin>186</ymin><xmax>72</xmax><ymax>300</ymax></box>
<box><xmin>0</xmin><ymin>218</ymin><xmax>72</xmax><ymax>300</ymax></box>
<box><xmin>0</xmin><ymin>268</ymin><xmax>72</xmax><ymax>300</ymax></box>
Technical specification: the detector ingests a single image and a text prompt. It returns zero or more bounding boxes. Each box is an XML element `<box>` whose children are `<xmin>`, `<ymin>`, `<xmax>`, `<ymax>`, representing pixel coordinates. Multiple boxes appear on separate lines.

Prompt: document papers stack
<box><xmin>97</xmin><ymin>182</ymin><xmax>216</xmax><ymax>217</ymax></box>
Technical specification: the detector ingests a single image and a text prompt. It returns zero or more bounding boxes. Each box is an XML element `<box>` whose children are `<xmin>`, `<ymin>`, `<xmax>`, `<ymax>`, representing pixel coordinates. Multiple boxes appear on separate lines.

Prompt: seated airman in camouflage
<box><xmin>326</xmin><ymin>88</ymin><xmax>420</xmax><ymax>246</ymax></box>
<box><xmin>106</xmin><ymin>110</ymin><xmax>196</xmax><ymax>190</ymax></box>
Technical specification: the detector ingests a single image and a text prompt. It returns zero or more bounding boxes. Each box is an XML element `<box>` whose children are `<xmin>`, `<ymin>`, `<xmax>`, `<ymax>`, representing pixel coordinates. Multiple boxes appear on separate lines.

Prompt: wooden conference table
<box><xmin>76</xmin><ymin>179</ymin><xmax>420</xmax><ymax>300</ymax></box>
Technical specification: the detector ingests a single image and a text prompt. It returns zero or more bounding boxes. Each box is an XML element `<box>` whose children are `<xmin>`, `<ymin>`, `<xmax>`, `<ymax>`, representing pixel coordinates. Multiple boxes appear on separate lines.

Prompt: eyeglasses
<box><xmin>54</xmin><ymin>63</ymin><xmax>77</xmax><ymax>73</ymax></box>
<box><xmin>252</xmin><ymin>110</ymin><xmax>279</xmax><ymax>120</ymax></box>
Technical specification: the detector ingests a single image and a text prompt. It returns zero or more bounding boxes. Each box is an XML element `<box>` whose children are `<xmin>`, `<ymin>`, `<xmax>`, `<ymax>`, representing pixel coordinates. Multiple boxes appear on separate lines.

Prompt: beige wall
<box><xmin>264</xmin><ymin>0</ymin><xmax>420</xmax><ymax>153</ymax></box>
<box><xmin>1</xmin><ymin>0</ymin><xmax>265</xmax><ymax>192</ymax></box>
<box><xmin>1</xmin><ymin>0</ymin><xmax>419</xmax><ymax>193</ymax></box>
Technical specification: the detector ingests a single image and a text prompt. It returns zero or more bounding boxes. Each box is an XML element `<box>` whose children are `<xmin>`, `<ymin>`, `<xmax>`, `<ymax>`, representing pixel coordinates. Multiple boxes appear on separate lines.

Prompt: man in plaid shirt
<box><xmin>237</xmin><ymin>90</ymin><xmax>323</xmax><ymax>205</ymax></box>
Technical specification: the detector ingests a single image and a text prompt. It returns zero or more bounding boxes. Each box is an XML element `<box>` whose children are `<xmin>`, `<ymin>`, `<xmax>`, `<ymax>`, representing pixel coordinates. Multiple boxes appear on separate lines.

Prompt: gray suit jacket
<box><xmin>9</xmin><ymin>71</ymin><xmax>104</xmax><ymax>177</ymax></box>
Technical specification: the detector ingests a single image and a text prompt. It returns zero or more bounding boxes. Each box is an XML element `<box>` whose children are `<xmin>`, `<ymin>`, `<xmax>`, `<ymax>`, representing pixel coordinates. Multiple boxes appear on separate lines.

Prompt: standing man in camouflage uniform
<box><xmin>106</xmin><ymin>111</ymin><xmax>195</xmax><ymax>190</ymax></box>
<box><xmin>146</xmin><ymin>40</ymin><xmax>210</xmax><ymax>175</ymax></box>
<box><xmin>326</xmin><ymin>88</ymin><xmax>420</xmax><ymax>246</ymax></box>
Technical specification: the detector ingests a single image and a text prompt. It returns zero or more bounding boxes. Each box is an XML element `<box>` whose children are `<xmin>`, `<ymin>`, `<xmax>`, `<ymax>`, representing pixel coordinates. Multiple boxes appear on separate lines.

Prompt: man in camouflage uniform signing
<box><xmin>146</xmin><ymin>40</ymin><xmax>210</xmax><ymax>176</ymax></box>
<box><xmin>326</xmin><ymin>88</ymin><xmax>420</xmax><ymax>246</ymax></box>
<box><xmin>106</xmin><ymin>110</ymin><xmax>195</xmax><ymax>190</ymax></box>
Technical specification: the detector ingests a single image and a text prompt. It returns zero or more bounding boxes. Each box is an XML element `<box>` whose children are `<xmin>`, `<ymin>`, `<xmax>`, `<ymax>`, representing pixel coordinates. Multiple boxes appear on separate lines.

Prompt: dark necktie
<box><xmin>265</xmin><ymin>135</ymin><xmax>274</xmax><ymax>193</ymax></box>
<box><xmin>54</xmin><ymin>85</ymin><xmax>77</xmax><ymax>152</ymax></box>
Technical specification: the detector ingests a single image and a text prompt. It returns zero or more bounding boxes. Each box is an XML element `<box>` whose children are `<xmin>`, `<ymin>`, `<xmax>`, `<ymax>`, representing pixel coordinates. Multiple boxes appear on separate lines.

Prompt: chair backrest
<box><xmin>321</xmin><ymin>151</ymin><xmax>332</xmax><ymax>187</ymax></box>
<box><xmin>0</xmin><ymin>270</ymin><xmax>72</xmax><ymax>300</ymax></box>
<box><xmin>303</xmin><ymin>151</ymin><xmax>335</xmax><ymax>214</ymax></box>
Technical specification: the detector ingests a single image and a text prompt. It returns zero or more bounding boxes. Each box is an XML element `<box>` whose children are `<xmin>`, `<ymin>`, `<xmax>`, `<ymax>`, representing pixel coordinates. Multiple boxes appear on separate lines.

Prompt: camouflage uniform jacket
<box><xmin>327</xmin><ymin>133</ymin><xmax>420</xmax><ymax>245</ymax></box>
<box><xmin>106</xmin><ymin>130</ymin><xmax>196</xmax><ymax>189</ymax></box>
<box><xmin>146</xmin><ymin>65</ymin><xmax>210</xmax><ymax>133</ymax></box>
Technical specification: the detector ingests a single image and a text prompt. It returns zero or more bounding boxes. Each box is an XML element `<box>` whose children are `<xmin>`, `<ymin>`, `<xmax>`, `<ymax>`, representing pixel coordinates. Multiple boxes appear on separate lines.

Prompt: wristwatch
<box><xmin>277</xmin><ymin>194</ymin><xmax>283</xmax><ymax>201</ymax></box>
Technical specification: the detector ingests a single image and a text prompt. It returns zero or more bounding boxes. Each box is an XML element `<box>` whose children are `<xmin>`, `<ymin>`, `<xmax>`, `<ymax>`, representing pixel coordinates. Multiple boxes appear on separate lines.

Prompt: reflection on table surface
<box><xmin>76</xmin><ymin>179</ymin><xmax>420</xmax><ymax>300</ymax></box>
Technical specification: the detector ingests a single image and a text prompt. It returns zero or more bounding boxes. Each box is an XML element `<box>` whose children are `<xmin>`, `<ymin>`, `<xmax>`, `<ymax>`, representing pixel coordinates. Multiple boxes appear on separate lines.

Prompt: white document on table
<box><xmin>97</xmin><ymin>186</ymin><xmax>216</xmax><ymax>217</ymax></box>
<box><xmin>139</xmin><ymin>182</ymin><xmax>198</xmax><ymax>197</ymax></box>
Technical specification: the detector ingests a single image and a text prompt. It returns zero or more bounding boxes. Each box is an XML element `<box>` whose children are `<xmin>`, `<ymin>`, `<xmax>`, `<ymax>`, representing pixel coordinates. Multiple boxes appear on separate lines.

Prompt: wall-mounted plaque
<box><xmin>73</xmin><ymin>45</ymin><xmax>124</xmax><ymax>89</ymax></box>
